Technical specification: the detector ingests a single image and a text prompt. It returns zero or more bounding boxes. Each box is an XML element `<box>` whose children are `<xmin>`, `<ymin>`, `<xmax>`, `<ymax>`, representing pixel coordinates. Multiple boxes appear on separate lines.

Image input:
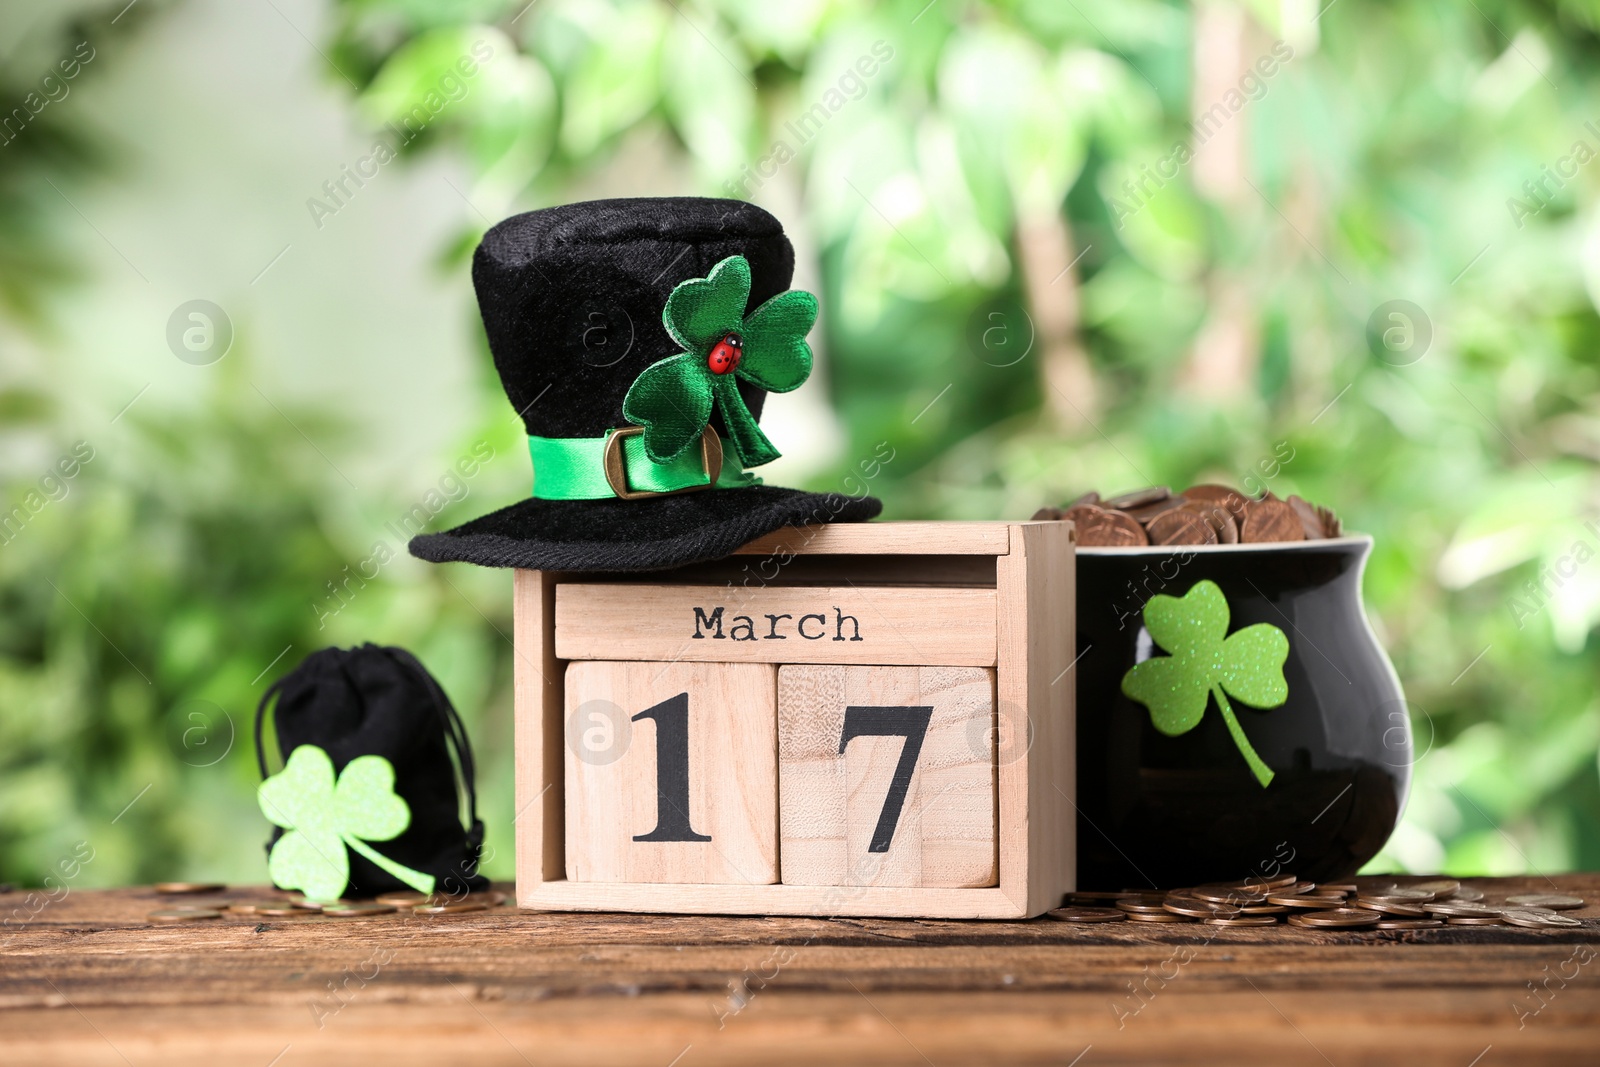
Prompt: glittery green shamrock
<box><xmin>622</xmin><ymin>254</ymin><xmax>817</xmax><ymax>469</ymax></box>
<box><xmin>257</xmin><ymin>745</ymin><xmax>435</xmax><ymax>901</ymax></box>
<box><xmin>1120</xmin><ymin>580</ymin><xmax>1289</xmax><ymax>787</ymax></box>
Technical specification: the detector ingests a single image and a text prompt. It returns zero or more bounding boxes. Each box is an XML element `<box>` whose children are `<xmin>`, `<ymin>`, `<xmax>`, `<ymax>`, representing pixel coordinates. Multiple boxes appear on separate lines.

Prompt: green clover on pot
<box><xmin>257</xmin><ymin>744</ymin><xmax>435</xmax><ymax>901</ymax></box>
<box><xmin>622</xmin><ymin>254</ymin><xmax>817</xmax><ymax>468</ymax></box>
<box><xmin>1120</xmin><ymin>580</ymin><xmax>1290</xmax><ymax>788</ymax></box>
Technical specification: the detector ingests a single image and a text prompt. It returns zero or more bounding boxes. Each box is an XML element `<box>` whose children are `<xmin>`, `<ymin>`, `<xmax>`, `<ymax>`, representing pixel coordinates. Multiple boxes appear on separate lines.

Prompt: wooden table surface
<box><xmin>4</xmin><ymin>876</ymin><xmax>1599</xmax><ymax>1066</ymax></box>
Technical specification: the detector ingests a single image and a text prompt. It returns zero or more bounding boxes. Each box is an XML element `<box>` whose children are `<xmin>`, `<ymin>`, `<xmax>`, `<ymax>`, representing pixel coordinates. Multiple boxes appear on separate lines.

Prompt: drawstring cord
<box><xmin>382</xmin><ymin>646</ymin><xmax>484</xmax><ymax>859</ymax></box>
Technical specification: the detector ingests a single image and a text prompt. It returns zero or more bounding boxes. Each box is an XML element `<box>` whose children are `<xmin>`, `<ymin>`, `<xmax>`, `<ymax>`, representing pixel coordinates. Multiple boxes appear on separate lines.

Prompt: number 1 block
<box><xmin>564</xmin><ymin>661</ymin><xmax>778</xmax><ymax>885</ymax></box>
<box><xmin>778</xmin><ymin>665</ymin><xmax>997</xmax><ymax>888</ymax></box>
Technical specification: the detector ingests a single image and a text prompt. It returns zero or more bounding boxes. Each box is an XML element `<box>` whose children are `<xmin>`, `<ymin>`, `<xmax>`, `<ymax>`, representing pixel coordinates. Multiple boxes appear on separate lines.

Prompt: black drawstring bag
<box><xmin>255</xmin><ymin>644</ymin><xmax>487</xmax><ymax>898</ymax></box>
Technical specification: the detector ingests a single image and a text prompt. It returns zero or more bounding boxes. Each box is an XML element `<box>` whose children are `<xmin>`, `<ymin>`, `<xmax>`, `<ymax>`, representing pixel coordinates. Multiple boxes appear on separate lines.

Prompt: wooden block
<box><xmin>777</xmin><ymin>665</ymin><xmax>997</xmax><ymax>888</ymax></box>
<box><xmin>517</xmin><ymin>520</ymin><xmax>1076</xmax><ymax>917</ymax></box>
<box><xmin>555</xmin><ymin>584</ymin><xmax>996</xmax><ymax>666</ymax></box>
<box><xmin>563</xmin><ymin>661</ymin><xmax>778</xmax><ymax>885</ymax></box>
<box><xmin>513</xmin><ymin>568</ymin><xmax>566</xmax><ymax>902</ymax></box>
<box><xmin>997</xmin><ymin>522</ymin><xmax>1076</xmax><ymax>915</ymax></box>
<box><xmin>734</xmin><ymin>521</ymin><xmax>1014</xmax><ymax>556</ymax></box>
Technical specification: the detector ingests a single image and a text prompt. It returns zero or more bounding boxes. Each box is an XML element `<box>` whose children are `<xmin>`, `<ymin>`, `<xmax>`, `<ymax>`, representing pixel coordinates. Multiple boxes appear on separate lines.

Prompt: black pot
<box><xmin>1073</xmin><ymin>535</ymin><xmax>1409</xmax><ymax>888</ymax></box>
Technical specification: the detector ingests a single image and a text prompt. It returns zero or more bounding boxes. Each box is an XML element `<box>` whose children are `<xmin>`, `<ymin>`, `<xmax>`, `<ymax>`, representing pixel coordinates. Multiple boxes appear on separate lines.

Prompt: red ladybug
<box><xmin>706</xmin><ymin>331</ymin><xmax>743</xmax><ymax>375</ymax></box>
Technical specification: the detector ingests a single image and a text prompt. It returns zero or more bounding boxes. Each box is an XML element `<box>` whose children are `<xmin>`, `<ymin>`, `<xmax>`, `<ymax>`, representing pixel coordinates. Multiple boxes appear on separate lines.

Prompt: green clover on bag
<box><xmin>622</xmin><ymin>254</ymin><xmax>817</xmax><ymax>469</ymax></box>
<box><xmin>1120</xmin><ymin>580</ymin><xmax>1290</xmax><ymax>788</ymax></box>
<box><xmin>257</xmin><ymin>744</ymin><xmax>436</xmax><ymax>901</ymax></box>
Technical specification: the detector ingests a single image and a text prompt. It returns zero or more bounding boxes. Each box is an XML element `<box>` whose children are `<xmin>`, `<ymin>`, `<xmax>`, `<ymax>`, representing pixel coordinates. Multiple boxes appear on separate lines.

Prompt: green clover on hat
<box><xmin>622</xmin><ymin>254</ymin><xmax>817</xmax><ymax>469</ymax></box>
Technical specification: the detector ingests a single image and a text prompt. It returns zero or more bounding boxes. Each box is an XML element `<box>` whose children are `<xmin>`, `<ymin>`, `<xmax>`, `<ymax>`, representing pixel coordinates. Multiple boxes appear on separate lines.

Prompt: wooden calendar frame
<box><xmin>511</xmin><ymin>520</ymin><xmax>1076</xmax><ymax>919</ymax></box>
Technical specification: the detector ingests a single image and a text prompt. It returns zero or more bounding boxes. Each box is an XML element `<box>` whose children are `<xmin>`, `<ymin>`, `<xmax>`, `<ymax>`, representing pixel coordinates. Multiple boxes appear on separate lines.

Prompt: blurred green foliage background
<box><xmin>4</xmin><ymin>0</ymin><xmax>1600</xmax><ymax>887</ymax></box>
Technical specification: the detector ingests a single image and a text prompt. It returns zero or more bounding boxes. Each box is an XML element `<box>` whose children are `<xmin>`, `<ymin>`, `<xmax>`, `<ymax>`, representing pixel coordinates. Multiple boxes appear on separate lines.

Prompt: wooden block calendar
<box><xmin>777</xmin><ymin>664</ymin><xmax>997</xmax><ymax>888</ymax></box>
<box><xmin>513</xmin><ymin>520</ymin><xmax>1076</xmax><ymax>919</ymax></box>
<box><xmin>563</xmin><ymin>660</ymin><xmax>778</xmax><ymax>885</ymax></box>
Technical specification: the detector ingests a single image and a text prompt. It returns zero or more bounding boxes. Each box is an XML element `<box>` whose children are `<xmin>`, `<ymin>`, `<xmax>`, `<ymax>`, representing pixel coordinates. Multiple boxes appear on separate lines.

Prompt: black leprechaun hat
<box><xmin>408</xmin><ymin>197</ymin><xmax>881</xmax><ymax>572</ymax></box>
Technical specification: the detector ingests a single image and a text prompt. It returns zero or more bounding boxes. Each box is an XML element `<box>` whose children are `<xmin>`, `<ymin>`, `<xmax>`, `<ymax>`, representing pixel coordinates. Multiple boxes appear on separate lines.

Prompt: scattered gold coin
<box><xmin>1425</xmin><ymin>903</ymin><xmax>1500</xmax><ymax>918</ymax></box>
<box><xmin>288</xmin><ymin>896</ymin><xmax>347</xmax><ymax>911</ymax></box>
<box><xmin>1047</xmin><ymin>878</ymin><xmax>1584</xmax><ymax>937</ymax></box>
<box><xmin>1192</xmin><ymin>884</ymin><xmax>1269</xmax><ymax>905</ymax></box>
<box><xmin>413</xmin><ymin>900</ymin><xmax>489</xmax><ymax>915</ymax></box>
<box><xmin>1287</xmin><ymin>908</ymin><xmax>1381</xmax><ymax>928</ymax></box>
<box><xmin>1060</xmin><ymin>891</ymin><xmax>1129</xmax><ymax>905</ymax></box>
<box><xmin>1230</xmin><ymin>873</ymin><xmax>1300</xmax><ymax>892</ymax></box>
<box><xmin>1504</xmin><ymin>894</ymin><xmax>1585</xmax><ymax>911</ymax></box>
<box><xmin>1358</xmin><ymin>887</ymin><xmax>1434</xmax><ymax>903</ymax></box>
<box><xmin>1266</xmin><ymin>893</ymin><xmax>1344</xmax><ymax>909</ymax></box>
<box><xmin>154</xmin><ymin>882</ymin><xmax>226</xmax><ymax>894</ymax></box>
<box><xmin>1499</xmin><ymin>907</ymin><xmax>1583</xmax><ymax>929</ymax></box>
<box><xmin>1045</xmin><ymin>906</ymin><xmax>1125</xmax><ymax>923</ymax></box>
<box><xmin>1163</xmin><ymin>897</ymin><xmax>1244</xmax><ymax>919</ymax></box>
<box><xmin>147</xmin><ymin>908</ymin><xmax>222</xmax><ymax>923</ymax></box>
<box><xmin>224</xmin><ymin>899</ymin><xmax>302</xmax><ymax>916</ymax></box>
<box><xmin>322</xmin><ymin>903</ymin><xmax>398</xmax><ymax>918</ymax></box>
<box><xmin>1114</xmin><ymin>896</ymin><xmax>1171</xmax><ymax>914</ymax></box>
<box><xmin>376</xmin><ymin>891</ymin><xmax>434</xmax><ymax>907</ymax></box>
<box><xmin>1356</xmin><ymin>898</ymin><xmax>1429</xmax><ymax>917</ymax></box>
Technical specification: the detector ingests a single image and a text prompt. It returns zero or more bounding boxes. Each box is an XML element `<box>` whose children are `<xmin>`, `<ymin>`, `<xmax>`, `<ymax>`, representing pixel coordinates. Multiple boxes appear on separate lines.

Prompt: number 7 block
<box><xmin>564</xmin><ymin>661</ymin><xmax>778</xmax><ymax>884</ymax></box>
<box><xmin>778</xmin><ymin>665</ymin><xmax>997</xmax><ymax>888</ymax></box>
